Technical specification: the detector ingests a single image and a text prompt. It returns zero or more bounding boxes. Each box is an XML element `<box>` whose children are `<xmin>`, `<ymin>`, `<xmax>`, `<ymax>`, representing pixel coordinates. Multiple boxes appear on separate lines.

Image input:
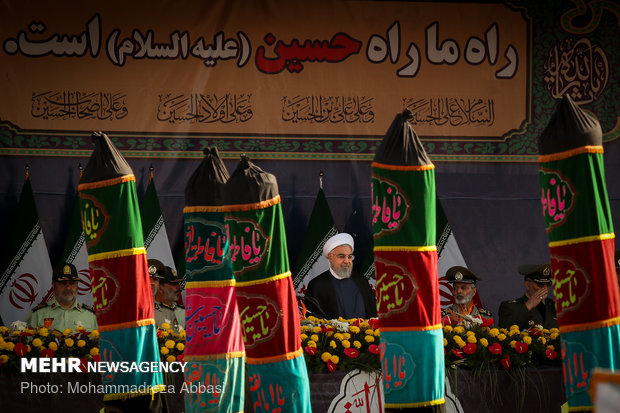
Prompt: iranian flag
<box><xmin>436</xmin><ymin>198</ymin><xmax>483</xmax><ymax>309</ymax></box>
<box><xmin>0</xmin><ymin>169</ymin><xmax>53</xmax><ymax>325</ymax></box>
<box><xmin>292</xmin><ymin>185</ymin><xmax>337</xmax><ymax>295</ymax></box>
<box><xmin>141</xmin><ymin>168</ymin><xmax>176</xmax><ymax>271</ymax></box>
<box><xmin>60</xmin><ymin>177</ymin><xmax>93</xmax><ymax>307</ymax></box>
<box><xmin>140</xmin><ymin>168</ymin><xmax>180</xmax><ymax>304</ymax></box>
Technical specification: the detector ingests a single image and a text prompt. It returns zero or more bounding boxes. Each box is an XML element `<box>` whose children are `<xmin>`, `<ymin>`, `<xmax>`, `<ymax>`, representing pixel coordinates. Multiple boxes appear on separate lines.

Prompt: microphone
<box><xmin>297</xmin><ymin>294</ymin><xmax>329</xmax><ymax>319</ymax></box>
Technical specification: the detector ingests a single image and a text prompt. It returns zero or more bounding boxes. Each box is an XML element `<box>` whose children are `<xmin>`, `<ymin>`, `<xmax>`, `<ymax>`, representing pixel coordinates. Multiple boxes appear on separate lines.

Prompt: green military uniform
<box><xmin>154</xmin><ymin>301</ymin><xmax>185</xmax><ymax>330</ymax></box>
<box><xmin>498</xmin><ymin>294</ymin><xmax>558</xmax><ymax>330</ymax></box>
<box><xmin>27</xmin><ymin>297</ymin><xmax>97</xmax><ymax>331</ymax></box>
<box><xmin>498</xmin><ymin>263</ymin><xmax>558</xmax><ymax>330</ymax></box>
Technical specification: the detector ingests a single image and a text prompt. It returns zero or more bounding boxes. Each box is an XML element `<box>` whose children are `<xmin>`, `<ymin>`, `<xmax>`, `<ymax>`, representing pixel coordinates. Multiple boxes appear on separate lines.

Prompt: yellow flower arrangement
<box><xmin>301</xmin><ymin>317</ymin><xmax>381</xmax><ymax>373</ymax></box>
<box><xmin>0</xmin><ymin>325</ymin><xmax>100</xmax><ymax>372</ymax></box>
<box><xmin>443</xmin><ymin>323</ymin><xmax>562</xmax><ymax>370</ymax></box>
<box><xmin>156</xmin><ymin>325</ymin><xmax>185</xmax><ymax>362</ymax></box>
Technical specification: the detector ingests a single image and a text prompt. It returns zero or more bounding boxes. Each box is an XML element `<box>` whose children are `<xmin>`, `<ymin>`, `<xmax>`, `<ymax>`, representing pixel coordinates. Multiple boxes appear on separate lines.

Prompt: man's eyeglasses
<box><xmin>332</xmin><ymin>254</ymin><xmax>355</xmax><ymax>260</ymax></box>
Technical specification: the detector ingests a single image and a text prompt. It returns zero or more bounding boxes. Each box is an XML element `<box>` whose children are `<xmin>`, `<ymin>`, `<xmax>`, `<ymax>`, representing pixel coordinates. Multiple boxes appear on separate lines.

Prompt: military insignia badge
<box><xmin>63</xmin><ymin>265</ymin><xmax>71</xmax><ymax>274</ymax></box>
<box><xmin>149</xmin><ymin>265</ymin><xmax>156</xmax><ymax>275</ymax></box>
<box><xmin>543</xmin><ymin>266</ymin><xmax>551</xmax><ymax>276</ymax></box>
<box><xmin>455</xmin><ymin>272</ymin><xmax>463</xmax><ymax>281</ymax></box>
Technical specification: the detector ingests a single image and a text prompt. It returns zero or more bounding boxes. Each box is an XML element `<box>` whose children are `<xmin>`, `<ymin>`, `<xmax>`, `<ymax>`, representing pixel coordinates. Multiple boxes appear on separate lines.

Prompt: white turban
<box><xmin>322</xmin><ymin>233</ymin><xmax>354</xmax><ymax>257</ymax></box>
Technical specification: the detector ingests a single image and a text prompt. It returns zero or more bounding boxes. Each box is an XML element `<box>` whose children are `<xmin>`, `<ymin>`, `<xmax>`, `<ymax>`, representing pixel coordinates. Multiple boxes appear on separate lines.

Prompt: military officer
<box><xmin>498</xmin><ymin>263</ymin><xmax>558</xmax><ymax>330</ymax></box>
<box><xmin>27</xmin><ymin>263</ymin><xmax>97</xmax><ymax>331</ymax></box>
<box><xmin>154</xmin><ymin>265</ymin><xmax>185</xmax><ymax>330</ymax></box>
<box><xmin>441</xmin><ymin>266</ymin><xmax>492</xmax><ymax>328</ymax></box>
<box><xmin>147</xmin><ymin>258</ymin><xmax>166</xmax><ymax>298</ymax></box>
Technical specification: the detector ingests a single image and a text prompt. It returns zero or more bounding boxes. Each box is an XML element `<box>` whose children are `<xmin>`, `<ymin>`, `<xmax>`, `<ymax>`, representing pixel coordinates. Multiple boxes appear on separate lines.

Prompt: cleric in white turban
<box><xmin>304</xmin><ymin>233</ymin><xmax>377</xmax><ymax>319</ymax></box>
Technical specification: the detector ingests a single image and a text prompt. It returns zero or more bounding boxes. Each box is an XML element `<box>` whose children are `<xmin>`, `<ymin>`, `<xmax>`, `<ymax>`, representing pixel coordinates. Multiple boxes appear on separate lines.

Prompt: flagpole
<box><xmin>319</xmin><ymin>170</ymin><xmax>324</xmax><ymax>189</ymax></box>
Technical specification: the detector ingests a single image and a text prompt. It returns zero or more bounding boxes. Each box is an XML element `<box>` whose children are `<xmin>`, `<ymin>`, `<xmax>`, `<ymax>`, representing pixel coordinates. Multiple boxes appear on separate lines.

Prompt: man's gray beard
<box><xmin>454</xmin><ymin>290</ymin><xmax>474</xmax><ymax>305</ymax></box>
<box><xmin>334</xmin><ymin>266</ymin><xmax>353</xmax><ymax>279</ymax></box>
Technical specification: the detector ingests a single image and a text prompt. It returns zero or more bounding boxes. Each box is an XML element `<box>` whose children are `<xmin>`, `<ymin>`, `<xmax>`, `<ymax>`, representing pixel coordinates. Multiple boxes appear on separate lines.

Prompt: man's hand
<box><xmin>525</xmin><ymin>286</ymin><xmax>548</xmax><ymax>311</ymax></box>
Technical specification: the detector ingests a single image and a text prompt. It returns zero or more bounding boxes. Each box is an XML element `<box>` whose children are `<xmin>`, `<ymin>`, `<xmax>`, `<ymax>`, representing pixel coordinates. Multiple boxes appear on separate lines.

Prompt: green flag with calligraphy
<box><xmin>538</xmin><ymin>95</ymin><xmax>620</xmax><ymax>410</ymax></box>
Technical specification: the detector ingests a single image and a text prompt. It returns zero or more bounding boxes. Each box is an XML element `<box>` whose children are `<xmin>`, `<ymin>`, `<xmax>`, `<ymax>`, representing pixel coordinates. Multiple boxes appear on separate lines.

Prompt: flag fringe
<box><xmin>538</xmin><ymin>146</ymin><xmax>603</xmax><ymax>163</ymax></box>
<box><xmin>245</xmin><ymin>348</ymin><xmax>304</xmax><ymax>364</ymax></box>
<box><xmin>102</xmin><ymin>384</ymin><xmax>166</xmax><ymax>401</ymax></box>
<box><xmin>385</xmin><ymin>398</ymin><xmax>445</xmax><ymax>408</ymax></box>
<box><xmin>78</xmin><ymin>174</ymin><xmax>135</xmax><ymax>191</ymax></box>
<box><xmin>87</xmin><ymin>247</ymin><xmax>146</xmax><ymax>262</ymax></box>
<box><xmin>183</xmin><ymin>352</ymin><xmax>246</xmax><ymax>361</ymax></box>
<box><xmin>559</xmin><ymin>316</ymin><xmax>620</xmax><ymax>333</ymax></box>
<box><xmin>548</xmin><ymin>233</ymin><xmax>615</xmax><ymax>248</ymax></box>
<box><xmin>236</xmin><ymin>271</ymin><xmax>291</xmax><ymax>287</ymax></box>
<box><xmin>98</xmin><ymin>318</ymin><xmax>156</xmax><ymax>332</ymax></box>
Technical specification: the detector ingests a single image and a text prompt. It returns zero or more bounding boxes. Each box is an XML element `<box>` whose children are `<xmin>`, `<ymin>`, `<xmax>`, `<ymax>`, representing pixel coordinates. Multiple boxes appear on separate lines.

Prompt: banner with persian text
<box><xmin>0</xmin><ymin>0</ymin><xmax>618</xmax><ymax>161</ymax></box>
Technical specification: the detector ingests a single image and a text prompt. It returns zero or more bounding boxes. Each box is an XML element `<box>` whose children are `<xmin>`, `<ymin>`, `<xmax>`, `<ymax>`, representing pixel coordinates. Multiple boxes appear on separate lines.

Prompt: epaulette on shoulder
<box><xmin>31</xmin><ymin>303</ymin><xmax>48</xmax><ymax>312</ymax></box>
<box><xmin>440</xmin><ymin>307</ymin><xmax>450</xmax><ymax>316</ymax></box>
<box><xmin>82</xmin><ymin>304</ymin><xmax>95</xmax><ymax>313</ymax></box>
<box><xmin>176</xmin><ymin>304</ymin><xmax>185</xmax><ymax>310</ymax></box>
<box><xmin>479</xmin><ymin>308</ymin><xmax>492</xmax><ymax>316</ymax></box>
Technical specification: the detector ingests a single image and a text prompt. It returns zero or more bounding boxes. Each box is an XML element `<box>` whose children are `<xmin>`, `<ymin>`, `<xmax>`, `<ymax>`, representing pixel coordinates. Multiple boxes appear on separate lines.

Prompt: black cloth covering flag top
<box><xmin>183</xmin><ymin>148</ymin><xmax>245</xmax><ymax>411</ymax></box>
<box><xmin>78</xmin><ymin>132</ymin><xmax>165</xmax><ymax>408</ymax></box>
<box><xmin>372</xmin><ymin>110</ymin><xmax>445</xmax><ymax>411</ymax></box>
<box><xmin>224</xmin><ymin>155</ymin><xmax>312</xmax><ymax>411</ymax></box>
<box><xmin>538</xmin><ymin>95</ymin><xmax>620</xmax><ymax>410</ymax></box>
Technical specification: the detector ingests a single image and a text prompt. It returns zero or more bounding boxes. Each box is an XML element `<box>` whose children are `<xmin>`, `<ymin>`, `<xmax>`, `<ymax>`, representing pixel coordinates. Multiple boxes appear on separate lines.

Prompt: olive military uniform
<box><xmin>27</xmin><ymin>263</ymin><xmax>98</xmax><ymax>332</ymax></box>
<box><xmin>154</xmin><ymin>301</ymin><xmax>185</xmax><ymax>329</ymax></box>
<box><xmin>27</xmin><ymin>297</ymin><xmax>97</xmax><ymax>331</ymax></box>
<box><xmin>498</xmin><ymin>263</ymin><xmax>558</xmax><ymax>330</ymax></box>
<box><xmin>498</xmin><ymin>294</ymin><xmax>558</xmax><ymax>330</ymax></box>
<box><xmin>153</xmin><ymin>263</ymin><xmax>185</xmax><ymax>329</ymax></box>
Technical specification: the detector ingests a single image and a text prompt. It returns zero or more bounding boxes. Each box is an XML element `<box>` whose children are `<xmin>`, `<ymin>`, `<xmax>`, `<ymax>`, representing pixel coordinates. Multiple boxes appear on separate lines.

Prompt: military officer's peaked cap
<box><xmin>445</xmin><ymin>266</ymin><xmax>480</xmax><ymax>284</ymax></box>
<box><xmin>147</xmin><ymin>259</ymin><xmax>166</xmax><ymax>279</ymax></box>
<box><xmin>161</xmin><ymin>266</ymin><xmax>183</xmax><ymax>284</ymax></box>
<box><xmin>52</xmin><ymin>263</ymin><xmax>79</xmax><ymax>282</ymax></box>
<box><xmin>518</xmin><ymin>263</ymin><xmax>552</xmax><ymax>283</ymax></box>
